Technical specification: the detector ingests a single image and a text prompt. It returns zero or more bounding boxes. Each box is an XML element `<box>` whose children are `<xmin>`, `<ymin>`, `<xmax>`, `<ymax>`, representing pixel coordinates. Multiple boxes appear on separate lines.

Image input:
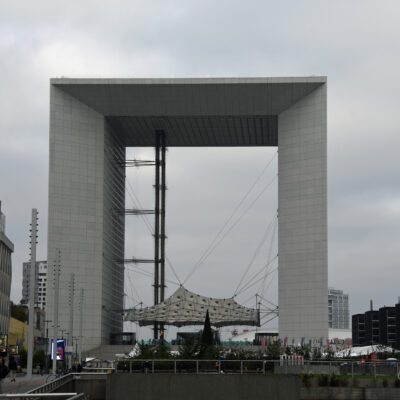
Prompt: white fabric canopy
<box><xmin>124</xmin><ymin>286</ymin><xmax>260</xmax><ymax>327</ymax></box>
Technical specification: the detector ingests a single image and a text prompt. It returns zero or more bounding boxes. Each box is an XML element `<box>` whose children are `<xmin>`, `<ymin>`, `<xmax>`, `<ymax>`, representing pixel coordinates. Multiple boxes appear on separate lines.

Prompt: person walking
<box><xmin>9</xmin><ymin>356</ymin><xmax>17</xmax><ymax>382</ymax></box>
<box><xmin>0</xmin><ymin>357</ymin><xmax>9</xmax><ymax>392</ymax></box>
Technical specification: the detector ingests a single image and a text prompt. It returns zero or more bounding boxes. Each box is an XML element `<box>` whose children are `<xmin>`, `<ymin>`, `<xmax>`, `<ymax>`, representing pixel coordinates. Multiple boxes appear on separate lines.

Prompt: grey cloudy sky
<box><xmin>1</xmin><ymin>0</ymin><xmax>400</xmax><ymax>338</ymax></box>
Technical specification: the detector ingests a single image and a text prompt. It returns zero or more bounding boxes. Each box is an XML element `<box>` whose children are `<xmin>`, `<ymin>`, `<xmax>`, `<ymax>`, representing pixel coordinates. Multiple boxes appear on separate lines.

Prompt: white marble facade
<box><xmin>48</xmin><ymin>78</ymin><xmax>327</xmax><ymax>350</ymax></box>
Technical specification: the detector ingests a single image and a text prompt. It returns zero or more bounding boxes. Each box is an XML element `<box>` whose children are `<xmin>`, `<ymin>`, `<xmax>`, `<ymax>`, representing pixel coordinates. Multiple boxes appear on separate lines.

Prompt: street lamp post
<box><xmin>44</xmin><ymin>319</ymin><xmax>51</xmax><ymax>374</ymax></box>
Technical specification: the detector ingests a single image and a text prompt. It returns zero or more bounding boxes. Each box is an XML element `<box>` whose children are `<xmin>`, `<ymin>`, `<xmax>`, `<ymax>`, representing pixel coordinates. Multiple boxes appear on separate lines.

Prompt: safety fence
<box><xmin>115</xmin><ymin>359</ymin><xmax>400</xmax><ymax>378</ymax></box>
<box><xmin>0</xmin><ymin>373</ymin><xmax>96</xmax><ymax>400</ymax></box>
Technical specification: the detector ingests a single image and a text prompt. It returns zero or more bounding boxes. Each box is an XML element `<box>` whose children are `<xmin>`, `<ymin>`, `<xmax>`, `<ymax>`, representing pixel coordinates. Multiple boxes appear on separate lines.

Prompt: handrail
<box><xmin>0</xmin><ymin>394</ymin><xmax>77</xmax><ymax>398</ymax></box>
<box><xmin>26</xmin><ymin>373</ymin><xmax>74</xmax><ymax>394</ymax></box>
<box><xmin>114</xmin><ymin>358</ymin><xmax>400</xmax><ymax>378</ymax></box>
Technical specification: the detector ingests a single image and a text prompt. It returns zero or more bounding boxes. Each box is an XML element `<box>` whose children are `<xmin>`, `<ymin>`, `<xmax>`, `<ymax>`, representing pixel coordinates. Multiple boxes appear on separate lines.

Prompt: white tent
<box><xmin>335</xmin><ymin>345</ymin><xmax>399</xmax><ymax>358</ymax></box>
<box><xmin>124</xmin><ymin>286</ymin><xmax>260</xmax><ymax>327</ymax></box>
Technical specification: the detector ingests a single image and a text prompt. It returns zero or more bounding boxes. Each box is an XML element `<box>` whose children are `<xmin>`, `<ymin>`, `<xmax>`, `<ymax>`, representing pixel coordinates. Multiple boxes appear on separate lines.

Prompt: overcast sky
<box><xmin>1</xmin><ymin>0</ymin><xmax>400</xmax><ymax>339</ymax></box>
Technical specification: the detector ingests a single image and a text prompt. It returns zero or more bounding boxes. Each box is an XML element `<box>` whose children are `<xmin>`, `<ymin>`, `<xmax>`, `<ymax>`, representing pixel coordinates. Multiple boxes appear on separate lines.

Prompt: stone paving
<box><xmin>0</xmin><ymin>373</ymin><xmax>48</xmax><ymax>394</ymax></box>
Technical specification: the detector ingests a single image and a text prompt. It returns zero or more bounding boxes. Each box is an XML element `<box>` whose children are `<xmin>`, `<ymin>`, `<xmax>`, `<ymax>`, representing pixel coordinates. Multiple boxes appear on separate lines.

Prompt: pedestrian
<box><xmin>9</xmin><ymin>356</ymin><xmax>17</xmax><ymax>382</ymax></box>
<box><xmin>0</xmin><ymin>357</ymin><xmax>9</xmax><ymax>392</ymax></box>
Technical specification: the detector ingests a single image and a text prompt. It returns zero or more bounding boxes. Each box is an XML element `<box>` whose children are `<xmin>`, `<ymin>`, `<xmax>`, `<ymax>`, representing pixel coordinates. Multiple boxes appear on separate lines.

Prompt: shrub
<box><xmin>318</xmin><ymin>374</ymin><xmax>329</xmax><ymax>387</ymax></box>
<box><xmin>329</xmin><ymin>374</ymin><xmax>340</xmax><ymax>387</ymax></box>
<box><xmin>339</xmin><ymin>377</ymin><xmax>348</xmax><ymax>387</ymax></box>
<box><xmin>301</xmin><ymin>373</ymin><xmax>312</xmax><ymax>388</ymax></box>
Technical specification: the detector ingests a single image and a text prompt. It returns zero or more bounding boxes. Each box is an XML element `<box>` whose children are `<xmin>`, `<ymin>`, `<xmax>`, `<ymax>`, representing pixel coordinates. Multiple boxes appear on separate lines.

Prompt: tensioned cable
<box><xmin>233</xmin><ymin>212</ymin><xmax>277</xmax><ymax>297</ymax></box>
<box><xmin>182</xmin><ymin>151</ymin><xmax>277</xmax><ymax>284</ymax></box>
<box><xmin>125</xmin><ymin>177</ymin><xmax>182</xmax><ymax>285</ymax></box>
<box><xmin>125</xmin><ymin>264</ymin><xmax>180</xmax><ymax>287</ymax></box>
<box><xmin>258</xmin><ymin>268</ymin><xmax>278</xmax><ymax>306</ymax></box>
<box><xmin>183</xmin><ymin>173</ymin><xmax>278</xmax><ymax>285</ymax></box>
<box><xmin>235</xmin><ymin>263</ymin><xmax>278</xmax><ymax>297</ymax></box>
<box><xmin>234</xmin><ymin>254</ymin><xmax>278</xmax><ymax>297</ymax></box>
<box><xmin>126</xmin><ymin>179</ymin><xmax>154</xmax><ymax>234</ymax></box>
<box><xmin>236</xmin><ymin>261</ymin><xmax>278</xmax><ymax>297</ymax></box>
<box><xmin>257</xmin><ymin>294</ymin><xmax>278</xmax><ymax>308</ymax></box>
<box><xmin>126</xmin><ymin>270</ymin><xmax>142</xmax><ymax>304</ymax></box>
<box><xmin>257</xmin><ymin>217</ymin><xmax>278</xmax><ymax>297</ymax></box>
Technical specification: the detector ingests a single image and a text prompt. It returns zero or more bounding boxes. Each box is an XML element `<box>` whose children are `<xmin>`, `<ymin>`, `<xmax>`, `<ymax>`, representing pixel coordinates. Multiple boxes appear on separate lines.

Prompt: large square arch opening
<box><xmin>47</xmin><ymin>77</ymin><xmax>327</xmax><ymax>350</ymax></box>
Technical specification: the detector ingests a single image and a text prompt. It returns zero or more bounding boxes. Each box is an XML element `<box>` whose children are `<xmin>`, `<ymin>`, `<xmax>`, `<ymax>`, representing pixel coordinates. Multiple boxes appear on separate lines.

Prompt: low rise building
<box><xmin>0</xmin><ymin>201</ymin><xmax>14</xmax><ymax>341</ymax></box>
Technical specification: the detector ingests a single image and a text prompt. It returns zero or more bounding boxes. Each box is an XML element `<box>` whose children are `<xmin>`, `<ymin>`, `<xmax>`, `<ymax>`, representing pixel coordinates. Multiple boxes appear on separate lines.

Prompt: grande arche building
<box><xmin>47</xmin><ymin>77</ymin><xmax>327</xmax><ymax>350</ymax></box>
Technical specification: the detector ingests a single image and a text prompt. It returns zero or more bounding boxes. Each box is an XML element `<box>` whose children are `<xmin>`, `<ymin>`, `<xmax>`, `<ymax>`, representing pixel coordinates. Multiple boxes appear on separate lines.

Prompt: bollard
<box><xmin>174</xmin><ymin>360</ymin><xmax>176</xmax><ymax>374</ymax></box>
<box><xmin>240</xmin><ymin>361</ymin><xmax>243</xmax><ymax>374</ymax></box>
<box><xmin>196</xmin><ymin>360</ymin><xmax>199</xmax><ymax>374</ymax></box>
<box><xmin>129</xmin><ymin>360</ymin><xmax>132</xmax><ymax>373</ymax></box>
<box><xmin>152</xmin><ymin>360</ymin><xmax>154</xmax><ymax>374</ymax></box>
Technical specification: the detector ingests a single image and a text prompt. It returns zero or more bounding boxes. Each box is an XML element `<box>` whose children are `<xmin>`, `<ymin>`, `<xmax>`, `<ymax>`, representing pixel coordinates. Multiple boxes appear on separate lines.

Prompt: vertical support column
<box><xmin>160</xmin><ymin>131</ymin><xmax>166</xmax><ymax>303</ymax></box>
<box><xmin>278</xmin><ymin>84</ymin><xmax>327</xmax><ymax>344</ymax></box>
<box><xmin>27</xmin><ymin>208</ymin><xmax>38</xmax><ymax>379</ymax></box>
<box><xmin>153</xmin><ymin>132</ymin><xmax>161</xmax><ymax>340</ymax></box>
<box><xmin>48</xmin><ymin>86</ymin><xmax>125</xmax><ymax>352</ymax></box>
<box><xmin>159</xmin><ymin>130</ymin><xmax>167</xmax><ymax>339</ymax></box>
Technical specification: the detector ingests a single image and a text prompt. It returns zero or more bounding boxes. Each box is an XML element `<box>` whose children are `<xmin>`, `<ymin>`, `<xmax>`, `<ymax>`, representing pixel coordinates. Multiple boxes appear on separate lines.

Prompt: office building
<box><xmin>328</xmin><ymin>288</ymin><xmax>349</xmax><ymax>329</ymax></box>
<box><xmin>352</xmin><ymin>299</ymin><xmax>400</xmax><ymax>348</ymax></box>
<box><xmin>22</xmin><ymin>261</ymin><xmax>48</xmax><ymax>310</ymax></box>
<box><xmin>47</xmin><ymin>77</ymin><xmax>327</xmax><ymax>350</ymax></box>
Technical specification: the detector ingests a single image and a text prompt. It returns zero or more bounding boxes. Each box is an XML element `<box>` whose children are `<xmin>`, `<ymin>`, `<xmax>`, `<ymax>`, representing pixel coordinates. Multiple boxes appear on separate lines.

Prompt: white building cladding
<box><xmin>47</xmin><ymin>77</ymin><xmax>327</xmax><ymax>350</ymax></box>
<box><xmin>328</xmin><ymin>288</ymin><xmax>349</xmax><ymax>329</ymax></box>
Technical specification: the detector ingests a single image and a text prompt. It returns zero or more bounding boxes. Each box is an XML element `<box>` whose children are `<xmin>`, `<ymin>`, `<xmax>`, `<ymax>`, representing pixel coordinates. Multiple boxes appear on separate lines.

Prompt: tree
<box><xmin>178</xmin><ymin>336</ymin><xmax>200</xmax><ymax>359</ymax></box>
<box><xmin>201</xmin><ymin>310</ymin><xmax>213</xmax><ymax>346</ymax></box>
<box><xmin>10</xmin><ymin>302</ymin><xmax>28</xmax><ymax>323</ymax></box>
<box><xmin>265</xmin><ymin>342</ymin><xmax>281</xmax><ymax>360</ymax></box>
<box><xmin>33</xmin><ymin>350</ymin><xmax>45</xmax><ymax>368</ymax></box>
<box><xmin>199</xmin><ymin>310</ymin><xmax>220</xmax><ymax>359</ymax></box>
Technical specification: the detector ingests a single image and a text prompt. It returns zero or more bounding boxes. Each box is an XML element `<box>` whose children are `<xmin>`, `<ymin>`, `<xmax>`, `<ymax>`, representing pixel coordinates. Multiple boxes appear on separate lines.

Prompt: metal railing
<box><xmin>0</xmin><ymin>394</ymin><xmax>78</xmax><ymax>398</ymax></box>
<box><xmin>0</xmin><ymin>373</ymin><xmax>94</xmax><ymax>400</ymax></box>
<box><xmin>114</xmin><ymin>359</ymin><xmax>400</xmax><ymax>378</ymax></box>
<box><xmin>26</xmin><ymin>374</ymin><xmax>74</xmax><ymax>395</ymax></box>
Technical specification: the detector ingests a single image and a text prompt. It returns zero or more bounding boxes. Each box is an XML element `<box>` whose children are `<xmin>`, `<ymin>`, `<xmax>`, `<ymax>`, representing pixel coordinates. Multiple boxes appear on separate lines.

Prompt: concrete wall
<box><xmin>48</xmin><ymin>87</ymin><xmax>125</xmax><ymax>350</ymax></box>
<box><xmin>107</xmin><ymin>374</ymin><xmax>300</xmax><ymax>400</ymax></box>
<box><xmin>278</xmin><ymin>84</ymin><xmax>328</xmax><ymax>344</ymax></box>
<box><xmin>301</xmin><ymin>387</ymin><xmax>400</xmax><ymax>400</ymax></box>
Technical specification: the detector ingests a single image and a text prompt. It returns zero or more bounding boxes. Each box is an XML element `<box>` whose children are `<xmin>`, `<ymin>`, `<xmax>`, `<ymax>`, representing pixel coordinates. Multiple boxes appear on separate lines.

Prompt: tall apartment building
<box><xmin>328</xmin><ymin>288</ymin><xmax>349</xmax><ymax>329</ymax></box>
<box><xmin>0</xmin><ymin>201</ymin><xmax>14</xmax><ymax>336</ymax></box>
<box><xmin>22</xmin><ymin>261</ymin><xmax>48</xmax><ymax>310</ymax></box>
<box><xmin>353</xmin><ymin>299</ymin><xmax>400</xmax><ymax>348</ymax></box>
<box><xmin>352</xmin><ymin>313</ymin><xmax>365</xmax><ymax>346</ymax></box>
<box><xmin>379</xmin><ymin>306</ymin><xmax>396</xmax><ymax>347</ymax></box>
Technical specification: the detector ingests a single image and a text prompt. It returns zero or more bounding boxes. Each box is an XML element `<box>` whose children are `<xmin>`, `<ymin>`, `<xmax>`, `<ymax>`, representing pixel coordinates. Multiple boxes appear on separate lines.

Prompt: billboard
<box><xmin>51</xmin><ymin>339</ymin><xmax>66</xmax><ymax>361</ymax></box>
<box><xmin>0</xmin><ymin>335</ymin><xmax>7</xmax><ymax>354</ymax></box>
